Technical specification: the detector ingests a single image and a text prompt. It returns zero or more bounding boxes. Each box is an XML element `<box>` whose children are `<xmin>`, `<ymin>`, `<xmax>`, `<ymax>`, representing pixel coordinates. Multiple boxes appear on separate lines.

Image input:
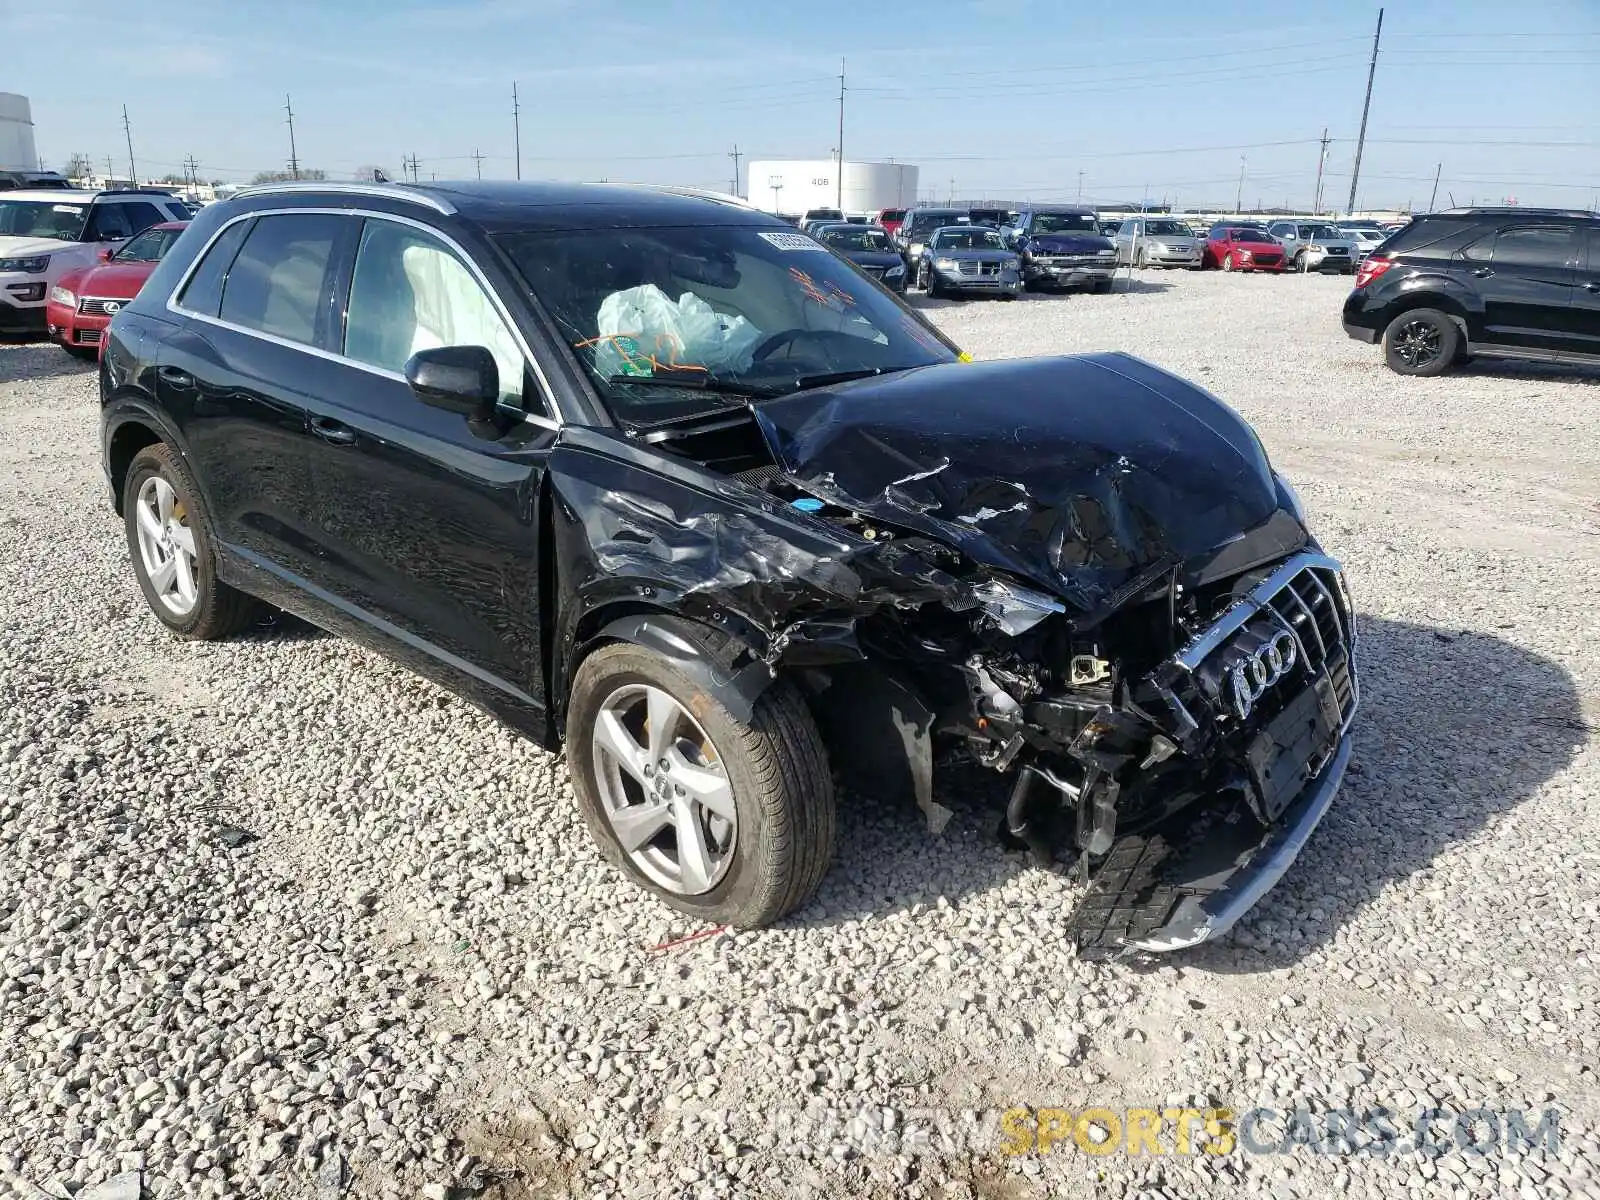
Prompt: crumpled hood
<box><xmin>1025</xmin><ymin>234</ymin><xmax>1114</xmax><ymax>255</ymax></box>
<box><xmin>752</xmin><ymin>353</ymin><xmax>1282</xmax><ymax>611</ymax></box>
<box><xmin>0</xmin><ymin>235</ymin><xmax>74</xmax><ymax>259</ymax></box>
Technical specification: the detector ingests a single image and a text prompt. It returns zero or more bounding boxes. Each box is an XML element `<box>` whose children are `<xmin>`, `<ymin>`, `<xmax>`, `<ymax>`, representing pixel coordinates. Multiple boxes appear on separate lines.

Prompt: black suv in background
<box><xmin>1342</xmin><ymin>207</ymin><xmax>1600</xmax><ymax>375</ymax></box>
<box><xmin>99</xmin><ymin>181</ymin><xmax>1356</xmax><ymax>954</ymax></box>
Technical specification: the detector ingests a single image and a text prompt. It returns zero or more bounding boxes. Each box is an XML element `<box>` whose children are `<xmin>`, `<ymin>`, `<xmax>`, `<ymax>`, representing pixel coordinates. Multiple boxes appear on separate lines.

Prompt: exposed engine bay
<box><xmin>550</xmin><ymin>352</ymin><xmax>1359</xmax><ymax>956</ymax></box>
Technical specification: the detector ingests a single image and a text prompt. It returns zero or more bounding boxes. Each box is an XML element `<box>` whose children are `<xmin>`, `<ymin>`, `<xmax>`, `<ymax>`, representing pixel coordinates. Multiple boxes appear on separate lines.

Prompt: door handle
<box><xmin>310</xmin><ymin>417</ymin><xmax>357</xmax><ymax>446</ymax></box>
<box><xmin>1471</xmin><ymin>267</ymin><xmax>1494</xmax><ymax>278</ymax></box>
<box><xmin>157</xmin><ymin>366</ymin><xmax>193</xmax><ymax>388</ymax></box>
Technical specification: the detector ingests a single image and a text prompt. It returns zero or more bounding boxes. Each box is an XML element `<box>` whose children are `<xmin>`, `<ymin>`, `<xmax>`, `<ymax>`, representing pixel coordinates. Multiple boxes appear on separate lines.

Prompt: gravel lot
<box><xmin>2</xmin><ymin>269</ymin><xmax>1597</xmax><ymax>1200</ymax></box>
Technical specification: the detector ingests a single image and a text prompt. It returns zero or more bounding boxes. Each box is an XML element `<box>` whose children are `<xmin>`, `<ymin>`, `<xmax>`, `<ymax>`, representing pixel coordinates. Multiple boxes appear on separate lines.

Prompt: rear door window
<box><xmin>218</xmin><ymin>213</ymin><xmax>348</xmax><ymax>346</ymax></box>
<box><xmin>1485</xmin><ymin>225</ymin><xmax>1578</xmax><ymax>269</ymax></box>
<box><xmin>175</xmin><ymin>220</ymin><xmax>253</xmax><ymax>317</ymax></box>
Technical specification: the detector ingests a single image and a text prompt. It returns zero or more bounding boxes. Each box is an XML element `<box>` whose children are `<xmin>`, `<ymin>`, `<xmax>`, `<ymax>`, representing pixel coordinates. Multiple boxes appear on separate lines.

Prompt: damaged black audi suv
<box><xmin>98</xmin><ymin>181</ymin><xmax>1357</xmax><ymax>955</ymax></box>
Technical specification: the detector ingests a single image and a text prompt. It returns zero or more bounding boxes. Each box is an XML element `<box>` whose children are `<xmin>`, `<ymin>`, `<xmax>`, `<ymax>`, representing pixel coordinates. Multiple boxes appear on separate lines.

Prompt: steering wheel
<box><xmin>751</xmin><ymin>328</ymin><xmax>838</xmax><ymax>363</ymax></box>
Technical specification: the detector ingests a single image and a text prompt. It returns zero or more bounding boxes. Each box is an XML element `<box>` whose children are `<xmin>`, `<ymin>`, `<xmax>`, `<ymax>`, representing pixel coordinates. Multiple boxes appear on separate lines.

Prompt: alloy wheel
<box><xmin>1394</xmin><ymin>318</ymin><xmax>1443</xmax><ymax>369</ymax></box>
<box><xmin>591</xmin><ymin>683</ymin><xmax>737</xmax><ymax>896</ymax></box>
<box><xmin>134</xmin><ymin>475</ymin><xmax>200</xmax><ymax>616</ymax></box>
<box><xmin>1222</xmin><ymin>254</ymin><xmax>1234</xmax><ymax>272</ymax></box>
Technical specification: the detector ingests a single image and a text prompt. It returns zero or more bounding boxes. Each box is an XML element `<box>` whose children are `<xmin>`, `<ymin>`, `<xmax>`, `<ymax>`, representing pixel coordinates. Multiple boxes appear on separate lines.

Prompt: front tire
<box><xmin>1221</xmin><ymin>253</ymin><xmax>1235</xmax><ymax>272</ymax></box>
<box><xmin>1382</xmin><ymin>308</ymin><xmax>1459</xmax><ymax>376</ymax></box>
<box><xmin>123</xmin><ymin>444</ymin><xmax>263</xmax><ymax>639</ymax></box>
<box><xmin>567</xmin><ymin>636</ymin><xmax>835</xmax><ymax>929</ymax></box>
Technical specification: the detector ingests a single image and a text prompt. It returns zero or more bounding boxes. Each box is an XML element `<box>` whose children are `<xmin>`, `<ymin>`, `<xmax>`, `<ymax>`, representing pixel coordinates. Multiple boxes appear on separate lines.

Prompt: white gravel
<box><xmin>2</xmin><ymin>268</ymin><xmax>1597</xmax><ymax>1200</ymax></box>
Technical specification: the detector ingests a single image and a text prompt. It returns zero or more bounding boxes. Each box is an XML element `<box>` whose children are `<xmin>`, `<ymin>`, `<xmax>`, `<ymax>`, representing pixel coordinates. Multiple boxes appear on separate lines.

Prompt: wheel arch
<box><xmin>104</xmin><ymin>403</ymin><xmax>178</xmax><ymax>517</ymax></box>
<box><xmin>1379</xmin><ymin>281</ymin><xmax>1478</xmax><ymax>340</ymax></box>
<box><xmin>556</xmin><ymin>602</ymin><xmax>776</xmax><ymax>741</ymax></box>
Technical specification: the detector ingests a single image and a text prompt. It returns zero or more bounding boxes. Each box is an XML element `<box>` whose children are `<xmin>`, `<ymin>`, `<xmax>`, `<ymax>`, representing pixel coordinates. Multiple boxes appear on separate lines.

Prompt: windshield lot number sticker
<box><xmin>758</xmin><ymin>232</ymin><xmax>828</xmax><ymax>252</ymax></box>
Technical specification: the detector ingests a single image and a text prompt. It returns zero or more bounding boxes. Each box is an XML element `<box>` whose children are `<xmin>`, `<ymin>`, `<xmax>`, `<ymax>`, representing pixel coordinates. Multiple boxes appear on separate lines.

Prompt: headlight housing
<box><xmin>49</xmin><ymin>286</ymin><xmax>76</xmax><ymax>307</ymax></box>
<box><xmin>935</xmin><ymin>257</ymin><xmax>957</xmax><ymax>270</ymax></box>
<box><xmin>885</xmin><ymin>263</ymin><xmax>905</xmax><ymax>277</ymax></box>
<box><xmin>0</xmin><ymin>255</ymin><xmax>50</xmax><ymax>274</ymax></box>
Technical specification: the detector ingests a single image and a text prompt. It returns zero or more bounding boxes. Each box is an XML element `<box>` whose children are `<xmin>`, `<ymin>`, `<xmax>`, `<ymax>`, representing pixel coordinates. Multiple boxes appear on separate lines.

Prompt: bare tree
<box><xmin>249</xmin><ymin>168</ymin><xmax>328</xmax><ymax>185</ymax></box>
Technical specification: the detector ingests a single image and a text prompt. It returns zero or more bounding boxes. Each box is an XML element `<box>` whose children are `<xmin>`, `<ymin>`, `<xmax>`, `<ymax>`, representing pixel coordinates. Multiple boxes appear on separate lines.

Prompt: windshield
<box><xmin>114</xmin><ymin>225</ymin><xmax>184</xmax><ymax>263</ymax></box>
<box><xmin>932</xmin><ymin>228</ymin><xmax>1003</xmax><ymax>250</ymax></box>
<box><xmin>498</xmin><ymin>224</ymin><xmax>958</xmax><ymax>423</ymax></box>
<box><xmin>879</xmin><ymin>209</ymin><xmax>907</xmax><ymax>222</ymax></box>
<box><xmin>1139</xmin><ymin>220</ymin><xmax>1189</xmax><ymax>237</ymax></box>
<box><xmin>905</xmin><ymin>212</ymin><xmax>965</xmax><ymax>237</ymax></box>
<box><xmin>819</xmin><ymin>227</ymin><xmax>892</xmax><ymax>252</ymax></box>
<box><xmin>1230</xmin><ymin>227</ymin><xmax>1268</xmax><ymax>240</ymax></box>
<box><xmin>1029</xmin><ymin>212</ymin><xmax>1099</xmax><ymax>235</ymax></box>
<box><xmin>0</xmin><ymin>199</ymin><xmax>89</xmax><ymax>241</ymax></box>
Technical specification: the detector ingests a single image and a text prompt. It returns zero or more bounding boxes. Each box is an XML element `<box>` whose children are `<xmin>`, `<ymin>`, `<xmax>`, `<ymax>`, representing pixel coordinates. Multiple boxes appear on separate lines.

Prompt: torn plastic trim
<box><xmin>598</xmin><ymin>614</ymin><xmax>774</xmax><ymax>724</ymax></box>
<box><xmin>1122</xmin><ymin>728</ymin><xmax>1352</xmax><ymax>951</ymax></box>
<box><xmin>970</xmin><ymin>577</ymin><xmax>1067</xmax><ymax>636</ymax></box>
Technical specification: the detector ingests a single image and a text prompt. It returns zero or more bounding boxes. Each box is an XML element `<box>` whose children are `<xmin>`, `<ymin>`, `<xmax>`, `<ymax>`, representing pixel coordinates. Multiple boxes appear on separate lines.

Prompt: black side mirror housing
<box><xmin>404</xmin><ymin>345</ymin><xmax>499</xmax><ymax>418</ymax></box>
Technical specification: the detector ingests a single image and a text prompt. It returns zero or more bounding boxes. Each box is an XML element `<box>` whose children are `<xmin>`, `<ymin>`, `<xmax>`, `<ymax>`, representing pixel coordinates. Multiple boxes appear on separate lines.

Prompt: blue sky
<box><xmin>6</xmin><ymin>0</ymin><xmax>1599</xmax><ymax>210</ymax></box>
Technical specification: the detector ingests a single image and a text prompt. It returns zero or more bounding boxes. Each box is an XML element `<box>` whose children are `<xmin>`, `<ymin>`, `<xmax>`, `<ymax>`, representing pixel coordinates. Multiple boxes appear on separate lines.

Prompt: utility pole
<box><xmin>284</xmin><ymin>94</ymin><xmax>301</xmax><ymax>180</ymax></box>
<box><xmin>835</xmin><ymin>57</ymin><xmax>846</xmax><ymax>210</ymax></box>
<box><xmin>104</xmin><ymin>155</ymin><xmax>115</xmax><ymax>185</ymax></box>
<box><xmin>183</xmin><ymin>155</ymin><xmax>200</xmax><ymax>193</ymax></box>
<box><xmin>1347</xmin><ymin>7</ymin><xmax>1384</xmax><ymax>216</ymax></box>
<box><xmin>121</xmin><ymin>106</ymin><xmax>137</xmax><ymax>185</ymax></box>
<box><xmin>472</xmin><ymin>148</ymin><xmax>485</xmax><ymax>179</ymax></box>
<box><xmin>768</xmin><ymin>174</ymin><xmax>783</xmax><ymax>213</ymax></box>
<box><xmin>403</xmin><ymin>154</ymin><xmax>420</xmax><ymax>183</ymax></box>
<box><xmin>1077</xmin><ymin>170</ymin><xmax>1084</xmax><ymax>201</ymax></box>
<box><xmin>729</xmin><ymin>145</ymin><xmax>742</xmax><ymax>198</ymax></box>
<box><xmin>1428</xmin><ymin>162</ymin><xmax>1442</xmax><ymax>212</ymax></box>
<box><xmin>1312</xmin><ymin>127</ymin><xmax>1331</xmax><ymax>214</ymax></box>
<box><xmin>512</xmin><ymin>83</ymin><xmax>522</xmax><ymax>181</ymax></box>
<box><xmin>1235</xmin><ymin>155</ymin><xmax>1246</xmax><ymax>214</ymax></box>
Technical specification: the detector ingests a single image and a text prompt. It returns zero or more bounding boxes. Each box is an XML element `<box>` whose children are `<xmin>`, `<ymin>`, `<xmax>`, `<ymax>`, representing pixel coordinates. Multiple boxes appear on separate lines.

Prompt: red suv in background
<box><xmin>1202</xmin><ymin>226</ymin><xmax>1286</xmax><ymax>272</ymax></box>
<box><xmin>877</xmin><ymin>207</ymin><xmax>908</xmax><ymax>236</ymax></box>
<box><xmin>47</xmin><ymin>221</ymin><xmax>188</xmax><ymax>358</ymax></box>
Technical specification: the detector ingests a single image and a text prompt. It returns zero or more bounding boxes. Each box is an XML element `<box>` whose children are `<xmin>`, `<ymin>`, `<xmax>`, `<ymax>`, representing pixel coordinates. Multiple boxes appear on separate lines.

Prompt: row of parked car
<box><xmin>790</xmin><ymin>203</ymin><xmax>1406</xmax><ymax>299</ymax></box>
<box><xmin>0</xmin><ymin>185</ymin><xmax>197</xmax><ymax>355</ymax></box>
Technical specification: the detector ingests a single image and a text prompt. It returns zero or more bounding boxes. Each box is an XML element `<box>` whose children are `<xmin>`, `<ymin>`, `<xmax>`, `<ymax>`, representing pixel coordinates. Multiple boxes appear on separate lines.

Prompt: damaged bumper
<box><xmin>1123</xmin><ymin>729</ymin><xmax>1351</xmax><ymax>951</ymax></box>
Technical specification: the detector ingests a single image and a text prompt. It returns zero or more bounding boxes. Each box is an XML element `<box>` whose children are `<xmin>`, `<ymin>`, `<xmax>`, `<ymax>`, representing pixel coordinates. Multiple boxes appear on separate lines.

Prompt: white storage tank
<box><xmin>746</xmin><ymin>160</ymin><xmax>919</xmax><ymax>217</ymax></box>
<box><xmin>0</xmin><ymin>94</ymin><xmax>39</xmax><ymax>173</ymax></box>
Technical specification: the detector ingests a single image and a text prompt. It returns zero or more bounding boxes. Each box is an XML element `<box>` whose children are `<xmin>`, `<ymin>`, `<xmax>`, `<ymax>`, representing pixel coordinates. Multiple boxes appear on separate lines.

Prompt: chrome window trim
<box><xmin>235</xmin><ymin>181</ymin><xmax>458</xmax><ymax>215</ymax></box>
<box><xmin>163</xmin><ymin>205</ymin><xmax>562</xmax><ymax>429</ymax></box>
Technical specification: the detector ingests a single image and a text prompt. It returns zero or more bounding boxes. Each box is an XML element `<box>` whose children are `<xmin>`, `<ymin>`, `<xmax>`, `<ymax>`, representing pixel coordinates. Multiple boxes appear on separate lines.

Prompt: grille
<box><xmin>75</xmin><ymin>329</ymin><xmax>102</xmax><ymax>345</ymax></box>
<box><xmin>1159</xmin><ymin>553</ymin><xmax>1359</xmax><ymax>739</ymax></box>
<box><xmin>78</xmin><ymin>298</ymin><xmax>122</xmax><ymax>316</ymax></box>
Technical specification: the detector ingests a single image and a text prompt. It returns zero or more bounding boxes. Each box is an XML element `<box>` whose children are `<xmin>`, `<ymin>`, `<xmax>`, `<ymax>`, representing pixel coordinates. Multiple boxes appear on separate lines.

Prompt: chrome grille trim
<box><xmin>1172</xmin><ymin>550</ymin><xmax>1359</xmax><ymax>733</ymax></box>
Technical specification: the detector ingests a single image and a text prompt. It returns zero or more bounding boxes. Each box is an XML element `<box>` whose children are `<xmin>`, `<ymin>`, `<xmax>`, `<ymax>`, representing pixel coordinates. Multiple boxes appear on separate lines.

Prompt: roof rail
<box><xmin>1436</xmin><ymin>206</ymin><xmax>1596</xmax><ymax>219</ymax></box>
<box><xmin>645</xmin><ymin>185</ymin><xmax>763</xmax><ymax>210</ymax></box>
<box><xmin>233</xmin><ymin>180</ymin><xmax>457</xmax><ymax>215</ymax></box>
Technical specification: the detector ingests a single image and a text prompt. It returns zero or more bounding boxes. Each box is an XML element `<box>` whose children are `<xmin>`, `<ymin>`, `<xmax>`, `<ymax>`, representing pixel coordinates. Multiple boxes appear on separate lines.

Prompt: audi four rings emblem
<box><xmin>1227</xmin><ymin>630</ymin><xmax>1299</xmax><ymax>720</ymax></box>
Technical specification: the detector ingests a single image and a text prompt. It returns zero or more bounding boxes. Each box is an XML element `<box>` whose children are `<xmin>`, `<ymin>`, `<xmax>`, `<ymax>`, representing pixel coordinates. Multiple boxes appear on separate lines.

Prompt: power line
<box><xmin>1347</xmin><ymin>6</ymin><xmax>1384</xmax><ymax>215</ymax></box>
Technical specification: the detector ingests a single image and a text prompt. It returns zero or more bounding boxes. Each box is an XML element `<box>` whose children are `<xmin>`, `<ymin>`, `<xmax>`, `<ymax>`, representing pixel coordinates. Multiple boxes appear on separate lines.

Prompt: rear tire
<box><xmin>1382</xmin><ymin>308</ymin><xmax>1459</xmax><ymax>377</ymax></box>
<box><xmin>123</xmin><ymin>443</ymin><xmax>264</xmax><ymax>639</ymax></box>
<box><xmin>568</xmin><ymin>636</ymin><xmax>836</xmax><ymax>929</ymax></box>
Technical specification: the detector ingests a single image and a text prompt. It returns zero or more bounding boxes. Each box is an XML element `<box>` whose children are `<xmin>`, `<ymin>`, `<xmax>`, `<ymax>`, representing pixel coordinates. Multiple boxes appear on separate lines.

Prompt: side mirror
<box><xmin>404</xmin><ymin>345</ymin><xmax>499</xmax><ymax>418</ymax></box>
<box><xmin>97</xmin><ymin>246</ymin><xmax>115</xmax><ymax>262</ymax></box>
